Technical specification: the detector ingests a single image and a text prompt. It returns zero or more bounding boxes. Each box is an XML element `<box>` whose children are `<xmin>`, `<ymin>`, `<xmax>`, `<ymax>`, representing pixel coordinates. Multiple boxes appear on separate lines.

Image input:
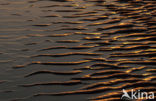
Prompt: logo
<box><xmin>121</xmin><ymin>89</ymin><xmax>154</xmax><ymax>100</ymax></box>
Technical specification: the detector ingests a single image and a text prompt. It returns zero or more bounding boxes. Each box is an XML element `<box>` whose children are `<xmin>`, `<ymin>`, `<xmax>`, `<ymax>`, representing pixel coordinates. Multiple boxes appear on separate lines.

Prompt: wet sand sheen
<box><xmin>0</xmin><ymin>0</ymin><xmax>155</xmax><ymax>101</ymax></box>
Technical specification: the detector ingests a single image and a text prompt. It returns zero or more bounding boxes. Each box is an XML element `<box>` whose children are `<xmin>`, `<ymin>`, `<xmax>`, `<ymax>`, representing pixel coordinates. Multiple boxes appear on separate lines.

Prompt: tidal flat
<box><xmin>0</xmin><ymin>0</ymin><xmax>156</xmax><ymax>101</ymax></box>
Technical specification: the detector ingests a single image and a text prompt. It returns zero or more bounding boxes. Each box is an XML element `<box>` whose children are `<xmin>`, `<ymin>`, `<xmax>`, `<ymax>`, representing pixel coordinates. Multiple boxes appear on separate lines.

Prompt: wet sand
<box><xmin>0</xmin><ymin>0</ymin><xmax>156</xmax><ymax>101</ymax></box>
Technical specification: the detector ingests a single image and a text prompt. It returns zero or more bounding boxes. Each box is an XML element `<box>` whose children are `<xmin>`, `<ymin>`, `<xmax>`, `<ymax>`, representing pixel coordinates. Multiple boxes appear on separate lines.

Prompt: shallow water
<box><xmin>0</xmin><ymin>0</ymin><xmax>156</xmax><ymax>101</ymax></box>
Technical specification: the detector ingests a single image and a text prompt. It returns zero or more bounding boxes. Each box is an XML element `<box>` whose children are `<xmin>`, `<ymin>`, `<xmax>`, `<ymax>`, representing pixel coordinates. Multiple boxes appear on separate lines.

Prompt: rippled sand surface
<box><xmin>0</xmin><ymin>0</ymin><xmax>156</xmax><ymax>101</ymax></box>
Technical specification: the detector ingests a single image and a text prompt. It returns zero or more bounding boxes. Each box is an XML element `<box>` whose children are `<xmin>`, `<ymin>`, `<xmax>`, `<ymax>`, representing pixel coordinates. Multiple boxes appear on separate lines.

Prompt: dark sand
<box><xmin>0</xmin><ymin>0</ymin><xmax>156</xmax><ymax>101</ymax></box>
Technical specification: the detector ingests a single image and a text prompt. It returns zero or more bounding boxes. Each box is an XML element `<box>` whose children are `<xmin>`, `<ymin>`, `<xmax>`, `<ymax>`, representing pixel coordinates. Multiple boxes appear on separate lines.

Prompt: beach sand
<box><xmin>0</xmin><ymin>0</ymin><xmax>155</xmax><ymax>101</ymax></box>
